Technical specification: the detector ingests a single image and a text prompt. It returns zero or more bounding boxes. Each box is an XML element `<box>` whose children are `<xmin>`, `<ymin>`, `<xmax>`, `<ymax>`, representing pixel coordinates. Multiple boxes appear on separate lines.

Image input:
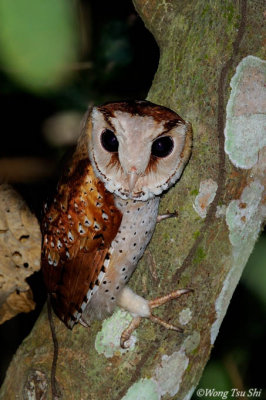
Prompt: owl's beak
<box><xmin>127</xmin><ymin>172</ymin><xmax>139</xmax><ymax>193</ymax></box>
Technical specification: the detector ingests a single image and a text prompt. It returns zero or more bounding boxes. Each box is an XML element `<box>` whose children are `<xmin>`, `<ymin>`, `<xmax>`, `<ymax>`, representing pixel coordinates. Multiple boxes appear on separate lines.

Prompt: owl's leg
<box><xmin>156</xmin><ymin>211</ymin><xmax>178</xmax><ymax>223</ymax></box>
<box><xmin>117</xmin><ymin>286</ymin><xmax>192</xmax><ymax>348</ymax></box>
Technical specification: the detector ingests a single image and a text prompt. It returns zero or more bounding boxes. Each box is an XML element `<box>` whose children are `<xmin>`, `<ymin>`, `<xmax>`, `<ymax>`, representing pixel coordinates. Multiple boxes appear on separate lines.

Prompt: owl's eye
<box><xmin>101</xmin><ymin>129</ymin><xmax>119</xmax><ymax>152</ymax></box>
<box><xmin>151</xmin><ymin>136</ymin><xmax>174</xmax><ymax>158</ymax></box>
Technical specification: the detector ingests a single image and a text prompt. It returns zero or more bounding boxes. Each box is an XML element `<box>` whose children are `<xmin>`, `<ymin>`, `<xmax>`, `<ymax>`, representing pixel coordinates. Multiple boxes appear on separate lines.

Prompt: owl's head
<box><xmin>87</xmin><ymin>100</ymin><xmax>192</xmax><ymax>201</ymax></box>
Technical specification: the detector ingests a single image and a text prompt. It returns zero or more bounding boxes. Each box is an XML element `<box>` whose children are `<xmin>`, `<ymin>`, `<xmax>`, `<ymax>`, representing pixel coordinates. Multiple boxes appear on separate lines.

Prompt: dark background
<box><xmin>0</xmin><ymin>1</ymin><xmax>265</xmax><ymax>397</ymax></box>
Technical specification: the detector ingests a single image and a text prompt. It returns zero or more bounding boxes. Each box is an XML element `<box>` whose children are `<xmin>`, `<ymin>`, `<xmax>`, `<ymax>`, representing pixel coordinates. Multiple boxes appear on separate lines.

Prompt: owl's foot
<box><xmin>156</xmin><ymin>210</ymin><xmax>178</xmax><ymax>223</ymax></box>
<box><xmin>120</xmin><ymin>288</ymin><xmax>192</xmax><ymax>348</ymax></box>
<box><xmin>120</xmin><ymin>316</ymin><xmax>142</xmax><ymax>348</ymax></box>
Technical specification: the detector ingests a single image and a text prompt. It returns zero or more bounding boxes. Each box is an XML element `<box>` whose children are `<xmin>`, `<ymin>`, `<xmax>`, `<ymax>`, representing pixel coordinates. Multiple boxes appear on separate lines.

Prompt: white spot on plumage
<box><xmin>97</xmin><ymin>270</ymin><xmax>105</xmax><ymax>282</ymax></box>
<box><xmin>84</xmin><ymin>217</ymin><xmax>91</xmax><ymax>226</ymax></box>
<box><xmin>68</xmin><ymin>231</ymin><xmax>74</xmax><ymax>241</ymax></box>
<box><xmin>92</xmin><ymin>285</ymin><xmax>98</xmax><ymax>295</ymax></box>
<box><xmin>48</xmin><ymin>253</ymin><xmax>53</xmax><ymax>265</ymax></box>
<box><xmin>93</xmin><ymin>221</ymin><xmax>100</xmax><ymax>231</ymax></box>
<box><xmin>78</xmin><ymin>223</ymin><xmax>85</xmax><ymax>234</ymax></box>
<box><xmin>103</xmin><ymin>258</ymin><xmax>110</xmax><ymax>268</ymax></box>
<box><xmin>80</xmin><ymin>196</ymin><xmax>87</xmax><ymax>206</ymax></box>
<box><xmin>109</xmin><ymin>246</ymin><xmax>114</xmax><ymax>255</ymax></box>
<box><xmin>102</xmin><ymin>212</ymin><xmax>109</xmax><ymax>220</ymax></box>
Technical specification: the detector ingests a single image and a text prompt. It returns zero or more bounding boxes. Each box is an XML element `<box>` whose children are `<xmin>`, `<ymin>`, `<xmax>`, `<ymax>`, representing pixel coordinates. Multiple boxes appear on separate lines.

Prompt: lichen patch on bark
<box><xmin>121</xmin><ymin>378</ymin><xmax>160</xmax><ymax>400</ymax></box>
<box><xmin>95</xmin><ymin>309</ymin><xmax>137</xmax><ymax>358</ymax></box>
<box><xmin>184</xmin><ymin>331</ymin><xmax>201</xmax><ymax>354</ymax></box>
<box><xmin>154</xmin><ymin>350</ymin><xmax>189</xmax><ymax>397</ymax></box>
<box><xmin>121</xmin><ymin>349</ymin><xmax>189</xmax><ymax>399</ymax></box>
<box><xmin>211</xmin><ymin>180</ymin><xmax>265</xmax><ymax>344</ymax></box>
<box><xmin>179</xmin><ymin>307</ymin><xmax>192</xmax><ymax>325</ymax></box>
<box><xmin>226</xmin><ymin>180</ymin><xmax>264</xmax><ymax>253</ymax></box>
<box><xmin>193</xmin><ymin>179</ymin><xmax>218</xmax><ymax>218</ymax></box>
<box><xmin>224</xmin><ymin>55</ymin><xmax>266</xmax><ymax>169</ymax></box>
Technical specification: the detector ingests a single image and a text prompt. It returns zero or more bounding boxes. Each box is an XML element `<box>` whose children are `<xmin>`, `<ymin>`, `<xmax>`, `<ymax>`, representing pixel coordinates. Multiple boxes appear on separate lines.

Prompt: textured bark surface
<box><xmin>0</xmin><ymin>1</ymin><xmax>265</xmax><ymax>399</ymax></box>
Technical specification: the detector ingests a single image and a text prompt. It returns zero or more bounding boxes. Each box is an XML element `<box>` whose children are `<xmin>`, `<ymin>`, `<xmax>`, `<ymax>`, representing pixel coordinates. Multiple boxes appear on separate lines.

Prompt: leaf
<box><xmin>0</xmin><ymin>184</ymin><xmax>41</xmax><ymax>323</ymax></box>
<box><xmin>0</xmin><ymin>0</ymin><xmax>78</xmax><ymax>92</ymax></box>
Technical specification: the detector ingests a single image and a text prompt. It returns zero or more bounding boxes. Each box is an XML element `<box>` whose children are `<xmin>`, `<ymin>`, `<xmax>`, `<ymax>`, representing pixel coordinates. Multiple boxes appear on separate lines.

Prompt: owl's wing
<box><xmin>41</xmin><ymin>153</ymin><xmax>122</xmax><ymax>328</ymax></box>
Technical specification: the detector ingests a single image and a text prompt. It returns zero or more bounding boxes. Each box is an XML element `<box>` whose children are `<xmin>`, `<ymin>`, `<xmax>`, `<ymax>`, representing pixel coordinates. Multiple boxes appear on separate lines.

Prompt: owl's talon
<box><xmin>156</xmin><ymin>211</ymin><xmax>178</xmax><ymax>223</ymax></box>
<box><xmin>149</xmin><ymin>314</ymin><xmax>183</xmax><ymax>333</ymax></box>
<box><xmin>149</xmin><ymin>288</ymin><xmax>193</xmax><ymax>309</ymax></box>
<box><xmin>147</xmin><ymin>288</ymin><xmax>192</xmax><ymax>333</ymax></box>
<box><xmin>120</xmin><ymin>316</ymin><xmax>141</xmax><ymax>348</ymax></box>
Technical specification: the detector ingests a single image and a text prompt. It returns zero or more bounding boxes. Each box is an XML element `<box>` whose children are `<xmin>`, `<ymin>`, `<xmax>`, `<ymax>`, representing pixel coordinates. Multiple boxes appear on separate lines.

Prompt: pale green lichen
<box><xmin>211</xmin><ymin>180</ymin><xmax>265</xmax><ymax>344</ymax></box>
<box><xmin>121</xmin><ymin>349</ymin><xmax>189</xmax><ymax>399</ymax></box>
<box><xmin>193</xmin><ymin>179</ymin><xmax>218</xmax><ymax>218</ymax></box>
<box><xmin>215</xmin><ymin>204</ymin><xmax>227</xmax><ymax>218</ymax></box>
<box><xmin>213</xmin><ymin>55</ymin><xmax>266</xmax><ymax>345</ymax></box>
<box><xmin>179</xmin><ymin>307</ymin><xmax>192</xmax><ymax>325</ymax></box>
<box><xmin>154</xmin><ymin>350</ymin><xmax>189</xmax><ymax>397</ymax></box>
<box><xmin>95</xmin><ymin>309</ymin><xmax>137</xmax><ymax>358</ymax></box>
<box><xmin>224</xmin><ymin>55</ymin><xmax>266</xmax><ymax>169</ymax></box>
<box><xmin>121</xmin><ymin>378</ymin><xmax>160</xmax><ymax>400</ymax></box>
<box><xmin>226</xmin><ymin>180</ymin><xmax>264</xmax><ymax>253</ymax></box>
<box><xmin>184</xmin><ymin>331</ymin><xmax>201</xmax><ymax>354</ymax></box>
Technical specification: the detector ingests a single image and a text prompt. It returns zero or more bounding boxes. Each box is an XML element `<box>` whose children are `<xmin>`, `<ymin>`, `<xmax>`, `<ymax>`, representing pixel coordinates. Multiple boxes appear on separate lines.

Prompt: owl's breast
<box><xmin>81</xmin><ymin>196</ymin><xmax>160</xmax><ymax>322</ymax></box>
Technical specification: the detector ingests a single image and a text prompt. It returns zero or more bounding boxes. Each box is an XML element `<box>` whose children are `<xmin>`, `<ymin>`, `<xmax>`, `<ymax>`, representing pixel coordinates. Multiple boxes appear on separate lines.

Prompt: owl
<box><xmin>42</xmin><ymin>100</ymin><xmax>192</xmax><ymax>347</ymax></box>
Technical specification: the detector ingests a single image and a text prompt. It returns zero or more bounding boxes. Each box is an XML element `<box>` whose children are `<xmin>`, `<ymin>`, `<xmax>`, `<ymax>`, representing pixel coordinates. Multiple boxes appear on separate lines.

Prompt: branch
<box><xmin>0</xmin><ymin>1</ymin><xmax>265</xmax><ymax>399</ymax></box>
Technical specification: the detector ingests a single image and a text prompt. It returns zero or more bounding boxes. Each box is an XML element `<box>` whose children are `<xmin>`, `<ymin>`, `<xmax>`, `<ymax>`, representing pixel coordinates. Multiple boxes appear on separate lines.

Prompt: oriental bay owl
<box><xmin>42</xmin><ymin>100</ymin><xmax>192</xmax><ymax>346</ymax></box>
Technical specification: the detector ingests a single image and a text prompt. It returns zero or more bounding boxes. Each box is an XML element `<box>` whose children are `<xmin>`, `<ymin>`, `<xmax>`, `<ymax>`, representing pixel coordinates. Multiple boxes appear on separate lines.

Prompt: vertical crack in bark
<box><xmin>114</xmin><ymin>341</ymin><xmax>159</xmax><ymax>400</ymax></box>
<box><xmin>173</xmin><ymin>0</ymin><xmax>247</xmax><ymax>282</ymax></box>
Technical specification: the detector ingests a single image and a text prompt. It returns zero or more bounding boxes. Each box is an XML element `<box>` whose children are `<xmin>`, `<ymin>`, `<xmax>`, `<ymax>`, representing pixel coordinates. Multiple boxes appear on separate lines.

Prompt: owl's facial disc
<box><xmin>89</xmin><ymin>102</ymin><xmax>192</xmax><ymax>201</ymax></box>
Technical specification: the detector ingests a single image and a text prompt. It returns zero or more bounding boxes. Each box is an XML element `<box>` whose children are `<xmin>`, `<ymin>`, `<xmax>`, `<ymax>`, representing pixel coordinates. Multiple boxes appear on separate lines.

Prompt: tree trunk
<box><xmin>0</xmin><ymin>0</ymin><xmax>265</xmax><ymax>399</ymax></box>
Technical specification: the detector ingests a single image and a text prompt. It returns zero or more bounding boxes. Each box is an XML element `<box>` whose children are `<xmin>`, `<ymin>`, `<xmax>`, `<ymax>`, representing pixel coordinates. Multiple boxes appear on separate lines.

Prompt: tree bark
<box><xmin>0</xmin><ymin>1</ymin><xmax>265</xmax><ymax>399</ymax></box>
